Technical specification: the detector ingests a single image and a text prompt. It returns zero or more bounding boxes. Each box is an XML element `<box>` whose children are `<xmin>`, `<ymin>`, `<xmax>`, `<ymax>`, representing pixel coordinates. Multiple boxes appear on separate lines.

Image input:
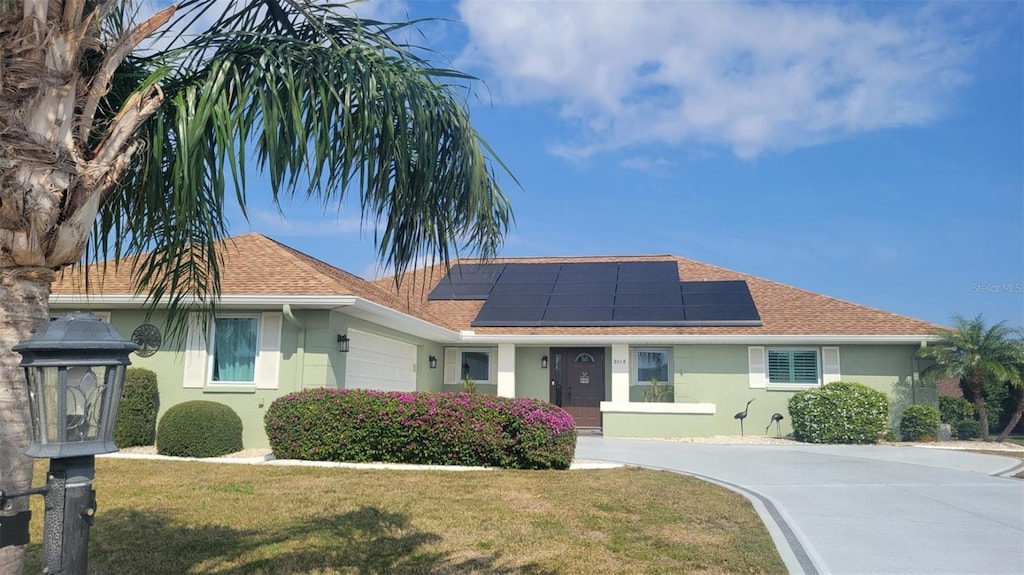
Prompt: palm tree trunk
<box><xmin>997</xmin><ymin>387</ymin><xmax>1024</xmax><ymax>442</ymax></box>
<box><xmin>0</xmin><ymin>266</ymin><xmax>53</xmax><ymax>575</ymax></box>
<box><xmin>966</xmin><ymin>374</ymin><xmax>990</xmax><ymax>441</ymax></box>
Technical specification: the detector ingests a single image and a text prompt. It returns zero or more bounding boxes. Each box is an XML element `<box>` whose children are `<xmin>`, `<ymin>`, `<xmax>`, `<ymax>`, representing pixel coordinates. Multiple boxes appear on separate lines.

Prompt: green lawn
<box><xmin>24</xmin><ymin>459</ymin><xmax>786</xmax><ymax>574</ymax></box>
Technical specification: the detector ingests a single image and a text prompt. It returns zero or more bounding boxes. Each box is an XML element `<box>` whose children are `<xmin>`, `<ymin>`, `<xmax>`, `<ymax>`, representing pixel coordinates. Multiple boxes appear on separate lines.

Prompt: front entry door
<box><xmin>550</xmin><ymin>348</ymin><xmax>605</xmax><ymax>428</ymax></box>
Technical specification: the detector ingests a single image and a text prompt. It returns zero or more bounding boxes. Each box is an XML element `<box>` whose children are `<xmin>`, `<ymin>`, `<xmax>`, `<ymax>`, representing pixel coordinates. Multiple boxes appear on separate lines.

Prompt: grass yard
<box><xmin>24</xmin><ymin>459</ymin><xmax>785</xmax><ymax>574</ymax></box>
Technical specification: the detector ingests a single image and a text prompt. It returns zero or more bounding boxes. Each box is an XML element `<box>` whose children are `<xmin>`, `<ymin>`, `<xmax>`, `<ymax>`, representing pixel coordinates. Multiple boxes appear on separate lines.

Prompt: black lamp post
<box><xmin>3</xmin><ymin>311</ymin><xmax>137</xmax><ymax>574</ymax></box>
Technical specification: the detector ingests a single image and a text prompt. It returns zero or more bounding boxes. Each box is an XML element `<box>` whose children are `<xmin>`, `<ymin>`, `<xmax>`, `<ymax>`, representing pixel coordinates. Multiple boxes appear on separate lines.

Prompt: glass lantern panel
<box><xmin>65</xmin><ymin>365</ymin><xmax>109</xmax><ymax>441</ymax></box>
<box><xmin>26</xmin><ymin>366</ymin><xmax>61</xmax><ymax>445</ymax></box>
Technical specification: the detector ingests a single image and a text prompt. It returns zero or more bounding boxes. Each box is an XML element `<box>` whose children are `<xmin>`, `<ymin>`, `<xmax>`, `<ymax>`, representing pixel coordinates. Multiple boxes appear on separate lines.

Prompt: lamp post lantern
<box><xmin>4</xmin><ymin>311</ymin><xmax>138</xmax><ymax>574</ymax></box>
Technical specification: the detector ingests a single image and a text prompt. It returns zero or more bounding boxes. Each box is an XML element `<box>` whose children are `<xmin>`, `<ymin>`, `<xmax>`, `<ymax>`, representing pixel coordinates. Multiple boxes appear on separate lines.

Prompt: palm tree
<box><xmin>996</xmin><ymin>340</ymin><xmax>1024</xmax><ymax>442</ymax></box>
<box><xmin>918</xmin><ymin>315</ymin><xmax>1023</xmax><ymax>442</ymax></box>
<box><xmin>0</xmin><ymin>1</ymin><xmax>512</xmax><ymax>571</ymax></box>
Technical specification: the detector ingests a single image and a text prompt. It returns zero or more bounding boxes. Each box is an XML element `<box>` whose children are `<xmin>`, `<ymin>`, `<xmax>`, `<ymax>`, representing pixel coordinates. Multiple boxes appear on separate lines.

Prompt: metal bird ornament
<box><xmin>734</xmin><ymin>399</ymin><xmax>754</xmax><ymax>436</ymax></box>
<box><xmin>766</xmin><ymin>413</ymin><xmax>784</xmax><ymax>438</ymax></box>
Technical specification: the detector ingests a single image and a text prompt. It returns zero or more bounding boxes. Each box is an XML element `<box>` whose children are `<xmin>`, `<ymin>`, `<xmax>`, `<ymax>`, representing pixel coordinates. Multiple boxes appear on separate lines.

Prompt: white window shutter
<box><xmin>822</xmin><ymin>346</ymin><xmax>841</xmax><ymax>384</ymax></box>
<box><xmin>748</xmin><ymin>346</ymin><xmax>766</xmax><ymax>389</ymax></box>
<box><xmin>182</xmin><ymin>314</ymin><xmax>208</xmax><ymax>388</ymax></box>
<box><xmin>443</xmin><ymin>348</ymin><xmax>458</xmax><ymax>385</ymax></box>
<box><xmin>256</xmin><ymin>312</ymin><xmax>283</xmax><ymax>389</ymax></box>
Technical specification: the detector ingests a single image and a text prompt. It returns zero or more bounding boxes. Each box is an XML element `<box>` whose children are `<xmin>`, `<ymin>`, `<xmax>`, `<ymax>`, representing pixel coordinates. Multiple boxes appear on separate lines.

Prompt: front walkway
<box><xmin>575</xmin><ymin>436</ymin><xmax>1024</xmax><ymax>575</ymax></box>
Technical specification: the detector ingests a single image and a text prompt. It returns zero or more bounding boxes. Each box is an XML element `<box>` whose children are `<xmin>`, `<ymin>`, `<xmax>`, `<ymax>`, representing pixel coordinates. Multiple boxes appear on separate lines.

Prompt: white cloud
<box><xmin>457</xmin><ymin>1</ymin><xmax>972</xmax><ymax>159</ymax></box>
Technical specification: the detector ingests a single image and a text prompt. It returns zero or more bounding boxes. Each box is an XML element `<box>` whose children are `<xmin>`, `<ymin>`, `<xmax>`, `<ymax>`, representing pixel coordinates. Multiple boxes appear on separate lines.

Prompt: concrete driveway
<box><xmin>575</xmin><ymin>437</ymin><xmax>1024</xmax><ymax>575</ymax></box>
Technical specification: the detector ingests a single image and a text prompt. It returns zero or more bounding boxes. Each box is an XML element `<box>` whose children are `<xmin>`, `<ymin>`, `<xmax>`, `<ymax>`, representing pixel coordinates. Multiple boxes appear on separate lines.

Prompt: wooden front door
<box><xmin>549</xmin><ymin>348</ymin><xmax>605</xmax><ymax>428</ymax></box>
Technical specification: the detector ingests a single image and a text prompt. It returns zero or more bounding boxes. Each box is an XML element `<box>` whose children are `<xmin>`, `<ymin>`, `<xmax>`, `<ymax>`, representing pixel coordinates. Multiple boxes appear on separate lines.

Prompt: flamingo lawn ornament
<box><xmin>766</xmin><ymin>413</ymin><xmax>784</xmax><ymax>438</ymax></box>
<box><xmin>734</xmin><ymin>399</ymin><xmax>754</xmax><ymax>436</ymax></box>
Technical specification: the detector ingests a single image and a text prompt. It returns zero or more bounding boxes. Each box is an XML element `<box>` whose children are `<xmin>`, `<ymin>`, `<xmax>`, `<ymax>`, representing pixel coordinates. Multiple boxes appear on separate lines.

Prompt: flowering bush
<box><xmin>264</xmin><ymin>389</ymin><xmax>576</xmax><ymax>469</ymax></box>
<box><xmin>899</xmin><ymin>404</ymin><xmax>941</xmax><ymax>441</ymax></box>
<box><xmin>788</xmin><ymin>382</ymin><xmax>889</xmax><ymax>444</ymax></box>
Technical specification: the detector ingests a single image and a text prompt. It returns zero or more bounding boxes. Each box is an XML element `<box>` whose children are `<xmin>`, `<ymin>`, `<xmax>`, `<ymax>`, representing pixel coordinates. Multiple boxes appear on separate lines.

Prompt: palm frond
<box><xmin>86</xmin><ymin>0</ymin><xmax>514</xmax><ymax>335</ymax></box>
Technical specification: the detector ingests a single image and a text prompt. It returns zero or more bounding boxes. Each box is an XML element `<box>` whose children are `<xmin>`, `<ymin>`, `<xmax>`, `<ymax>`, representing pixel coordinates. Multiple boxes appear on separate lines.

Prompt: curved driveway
<box><xmin>575</xmin><ymin>437</ymin><xmax>1024</xmax><ymax>575</ymax></box>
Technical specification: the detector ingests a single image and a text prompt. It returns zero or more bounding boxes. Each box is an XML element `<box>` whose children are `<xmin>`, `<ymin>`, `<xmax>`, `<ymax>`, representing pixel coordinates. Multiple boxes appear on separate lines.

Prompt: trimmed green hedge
<box><xmin>157</xmin><ymin>401</ymin><xmax>243</xmax><ymax>457</ymax></box>
<box><xmin>264</xmin><ymin>389</ymin><xmax>577</xmax><ymax>469</ymax></box>
<box><xmin>938</xmin><ymin>396</ymin><xmax>978</xmax><ymax>439</ymax></box>
<box><xmin>788</xmin><ymin>381</ymin><xmax>889</xmax><ymax>444</ymax></box>
<box><xmin>114</xmin><ymin>367</ymin><xmax>159</xmax><ymax>448</ymax></box>
<box><xmin>899</xmin><ymin>404</ymin><xmax>941</xmax><ymax>441</ymax></box>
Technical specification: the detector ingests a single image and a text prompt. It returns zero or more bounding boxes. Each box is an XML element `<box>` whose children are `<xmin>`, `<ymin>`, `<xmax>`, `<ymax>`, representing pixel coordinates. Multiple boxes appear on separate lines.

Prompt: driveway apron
<box><xmin>576</xmin><ymin>437</ymin><xmax>1024</xmax><ymax>575</ymax></box>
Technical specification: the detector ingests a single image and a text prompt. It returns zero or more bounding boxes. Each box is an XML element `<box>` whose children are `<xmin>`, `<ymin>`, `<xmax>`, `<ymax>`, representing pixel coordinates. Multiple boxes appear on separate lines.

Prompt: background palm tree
<box><xmin>995</xmin><ymin>340</ymin><xmax>1024</xmax><ymax>442</ymax></box>
<box><xmin>918</xmin><ymin>315</ymin><xmax>1023</xmax><ymax>442</ymax></box>
<box><xmin>0</xmin><ymin>1</ymin><xmax>513</xmax><ymax>571</ymax></box>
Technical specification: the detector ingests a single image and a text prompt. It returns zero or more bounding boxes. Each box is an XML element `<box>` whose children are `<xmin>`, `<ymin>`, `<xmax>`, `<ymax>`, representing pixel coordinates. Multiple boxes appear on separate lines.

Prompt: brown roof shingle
<box><xmin>52</xmin><ymin>234</ymin><xmax>940</xmax><ymax>337</ymax></box>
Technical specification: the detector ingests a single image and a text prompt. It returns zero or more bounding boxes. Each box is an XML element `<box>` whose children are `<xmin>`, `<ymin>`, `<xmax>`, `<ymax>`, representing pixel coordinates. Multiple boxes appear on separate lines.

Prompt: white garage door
<box><xmin>345</xmin><ymin>329</ymin><xmax>417</xmax><ymax>392</ymax></box>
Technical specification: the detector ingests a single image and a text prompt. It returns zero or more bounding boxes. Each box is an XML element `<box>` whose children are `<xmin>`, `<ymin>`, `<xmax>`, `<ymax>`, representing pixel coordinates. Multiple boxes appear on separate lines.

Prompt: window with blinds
<box><xmin>767</xmin><ymin>349</ymin><xmax>819</xmax><ymax>385</ymax></box>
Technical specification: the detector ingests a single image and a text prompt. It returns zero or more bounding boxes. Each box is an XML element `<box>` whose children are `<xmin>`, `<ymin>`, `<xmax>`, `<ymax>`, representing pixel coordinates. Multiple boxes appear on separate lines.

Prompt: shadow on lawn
<box><xmin>25</xmin><ymin>506</ymin><xmax>555</xmax><ymax>575</ymax></box>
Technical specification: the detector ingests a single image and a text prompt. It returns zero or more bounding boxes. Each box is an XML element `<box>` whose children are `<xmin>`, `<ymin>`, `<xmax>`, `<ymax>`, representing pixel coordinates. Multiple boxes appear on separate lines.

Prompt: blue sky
<box><xmin>219</xmin><ymin>0</ymin><xmax>1022</xmax><ymax>329</ymax></box>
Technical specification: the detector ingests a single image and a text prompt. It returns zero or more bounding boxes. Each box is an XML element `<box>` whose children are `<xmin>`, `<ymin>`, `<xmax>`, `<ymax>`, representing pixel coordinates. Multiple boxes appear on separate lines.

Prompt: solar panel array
<box><xmin>427</xmin><ymin>262</ymin><xmax>761</xmax><ymax>327</ymax></box>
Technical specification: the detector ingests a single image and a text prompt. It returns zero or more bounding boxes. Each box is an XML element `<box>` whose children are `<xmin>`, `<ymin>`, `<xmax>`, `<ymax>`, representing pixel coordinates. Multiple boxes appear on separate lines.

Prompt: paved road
<box><xmin>575</xmin><ymin>437</ymin><xmax>1024</xmax><ymax>575</ymax></box>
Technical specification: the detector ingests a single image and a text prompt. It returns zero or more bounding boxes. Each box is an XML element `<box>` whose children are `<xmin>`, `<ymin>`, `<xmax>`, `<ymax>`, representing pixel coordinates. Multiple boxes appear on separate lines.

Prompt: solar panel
<box><xmin>490</xmin><ymin>282</ymin><xmax>555</xmax><ymax>296</ymax></box>
<box><xmin>615</xmin><ymin>282</ymin><xmax>682</xmax><ymax>295</ymax></box>
<box><xmin>682</xmin><ymin>292</ymin><xmax>755</xmax><ymax>307</ymax></box>
<box><xmin>543</xmin><ymin>306</ymin><xmax>615</xmax><ymax>322</ymax></box>
<box><xmin>680</xmin><ymin>280</ymin><xmax>750</xmax><ymax>294</ymax></box>
<box><xmin>427</xmin><ymin>282</ymin><xmax>494</xmax><ymax>300</ymax></box>
<box><xmin>452</xmin><ymin>260</ymin><xmax>761</xmax><ymax>327</ymax></box>
<box><xmin>473</xmin><ymin>306</ymin><xmax>546</xmax><ymax>325</ymax></box>
<box><xmin>559</xmin><ymin>262</ymin><xmax>619</xmax><ymax>274</ymax></box>
<box><xmin>557</xmin><ymin>271</ymin><xmax>619</xmax><ymax>283</ymax></box>
<box><xmin>683</xmin><ymin>305</ymin><xmax>761</xmax><ymax>322</ymax></box>
<box><xmin>551</xmin><ymin>282</ymin><xmax>617</xmax><ymax>295</ymax></box>
<box><xmin>483</xmin><ymin>294</ymin><xmax>551</xmax><ymax>308</ymax></box>
<box><xmin>615</xmin><ymin>293</ymin><xmax>683</xmax><ymax>307</ymax></box>
<box><xmin>612</xmin><ymin>306</ymin><xmax>688</xmax><ymax>322</ymax></box>
<box><xmin>547</xmin><ymin>294</ymin><xmax>615</xmax><ymax>307</ymax></box>
<box><xmin>501</xmin><ymin>263</ymin><xmax>562</xmax><ymax>274</ymax></box>
<box><xmin>500</xmin><ymin>272</ymin><xmax>559</xmax><ymax>284</ymax></box>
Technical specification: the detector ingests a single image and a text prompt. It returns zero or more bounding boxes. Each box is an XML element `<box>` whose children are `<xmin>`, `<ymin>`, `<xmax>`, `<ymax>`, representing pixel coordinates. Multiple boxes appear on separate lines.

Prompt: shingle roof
<box><xmin>51</xmin><ymin>234</ymin><xmax>436</xmax><ymax>319</ymax></box>
<box><xmin>374</xmin><ymin>255</ymin><xmax>941</xmax><ymax>336</ymax></box>
<box><xmin>52</xmin><ymin>234</ymin><xmax>940</xmax><ymax>337</ymax></box>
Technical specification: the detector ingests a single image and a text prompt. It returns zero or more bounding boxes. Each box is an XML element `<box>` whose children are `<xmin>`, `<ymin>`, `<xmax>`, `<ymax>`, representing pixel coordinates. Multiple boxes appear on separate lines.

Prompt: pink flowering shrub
<box><xmin>264</xmin><ymin>389</ymin><xmax>576</xmax><ymax>469</ymax></box>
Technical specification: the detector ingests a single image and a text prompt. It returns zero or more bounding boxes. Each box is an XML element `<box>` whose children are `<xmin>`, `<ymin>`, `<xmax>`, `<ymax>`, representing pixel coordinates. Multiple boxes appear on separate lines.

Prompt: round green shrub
<box><xmin>114</xmin><ymin>367</ymin><xmax>159</xmax><ymax>448</ymax></box>
<box><xmin>938</xmin><ymin>396</ymin><xmax>974</xmax><ymax>426</ymax></box>
<box><xmin>955</xmin><ymin>419</ymin><xmax>982</xmax><ymax>440</ymax></box>
<box><xmin>788</xmin><ymin>381</ymin><xmax>889</xmax><ymax>444</ymax></box>
<box><xmin>264</xmin><ymin>389</ymin><xmax>577</xmax><ymax>469</ymax></box>
<box><xmin>157</xmin><ymin>401</ymin><xmax>243</xmax><ymax>457</ymax></box>
<box><xmin>899</xmin><ymin>404</ymin><xmax>941</xmax><ymax>441</ymax></box>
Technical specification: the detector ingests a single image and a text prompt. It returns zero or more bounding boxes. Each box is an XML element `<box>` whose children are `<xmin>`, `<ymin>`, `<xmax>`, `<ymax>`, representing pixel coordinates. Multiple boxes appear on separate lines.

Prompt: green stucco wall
<box><xmin>50</xmin><ymin>304</ymin><xmax>933</xmax><ymax>445</ymax></box>
<box><xmin>515</xmin><ymin>347</ymin><xmax>550</xmax><ymax>401</ymax></box>
<box><xmin>604</xmin><ymin>344</ymin><xmax>926</xmax><ymax>439</ymax></box>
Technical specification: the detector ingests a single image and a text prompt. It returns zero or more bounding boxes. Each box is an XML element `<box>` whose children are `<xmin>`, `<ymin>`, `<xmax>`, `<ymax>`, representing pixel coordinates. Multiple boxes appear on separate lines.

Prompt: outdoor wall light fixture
<box><xmin>337</xmin><ymin>334</ymin><xmax>350</xmax><ymax>353</ymax></box>
<box><xmin>541</xmin><ymin>355</ymin><xmax>548</xmax><ymax>369</ymax></box>
<box><xmin>429</xmin><ymin>355</ymin><xmax>438</xmax><ymax>369</ymax></box>
<box><xmin>1</xmin><ymin>311</ymin><xmax>138</xmax><ymax>574</ymax></box>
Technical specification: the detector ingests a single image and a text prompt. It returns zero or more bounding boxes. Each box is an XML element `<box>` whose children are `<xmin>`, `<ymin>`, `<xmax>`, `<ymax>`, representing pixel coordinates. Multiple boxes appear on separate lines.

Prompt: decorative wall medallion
<box><xmin>131</xmin><ymin>324</ymin><xmax>162</xmax><ymax>357</ymax></box>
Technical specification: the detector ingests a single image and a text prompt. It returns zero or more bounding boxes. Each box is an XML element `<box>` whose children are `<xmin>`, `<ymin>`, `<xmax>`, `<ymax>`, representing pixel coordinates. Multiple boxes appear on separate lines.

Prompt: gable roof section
<box><xmin>50</xmin><ymin>234</ymin><xmax>441</xmax><ymax>321</ymax></box>
<box><xmin>375</xmin><ymin>255</ymin><xmax>941</xmax><ymax>337</ymax></box>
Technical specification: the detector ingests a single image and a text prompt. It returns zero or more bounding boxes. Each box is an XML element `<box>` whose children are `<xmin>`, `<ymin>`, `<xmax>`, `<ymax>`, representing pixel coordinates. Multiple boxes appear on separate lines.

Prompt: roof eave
<box><xmin>344</xmin><ymin>299</ymin><xmax>461</xmax><ymax>343</ymax></box>
<box><xmin>49</xmin><ymin>294</ymin><xmax>358</xmax><ymax>309</ymax></box>
<box><xmin>457</xmin><ymin>333</ymin><xmax>939</xmax><ymax>345</ymax></box>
